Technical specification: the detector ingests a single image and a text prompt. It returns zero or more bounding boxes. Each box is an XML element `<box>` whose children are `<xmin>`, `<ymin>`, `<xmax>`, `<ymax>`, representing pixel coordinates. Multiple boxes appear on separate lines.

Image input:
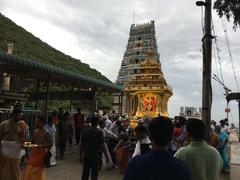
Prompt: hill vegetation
<box><xmin>0</xmin><ymin>13</ymin><xmax>114</xmax><ymax>111</ymax></box>
<box><xmin>0</xmin><ymin>13</ymin><xmax>110</xmax><ymax>82</ymax></box>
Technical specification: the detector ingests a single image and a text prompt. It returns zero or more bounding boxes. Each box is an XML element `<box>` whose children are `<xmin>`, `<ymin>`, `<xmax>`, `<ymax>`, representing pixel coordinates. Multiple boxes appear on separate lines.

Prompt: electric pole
<box><xmin>197</xmin><ymin>0</ymin><xmax>213</xmax><ymax>141</ymax></box>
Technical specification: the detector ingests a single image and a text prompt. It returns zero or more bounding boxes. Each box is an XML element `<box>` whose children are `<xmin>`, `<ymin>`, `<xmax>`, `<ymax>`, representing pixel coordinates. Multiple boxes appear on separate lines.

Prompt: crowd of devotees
<box><xmin>0</xmin><ymin>103</ymin><xmax>235</xmax><ymax>180</ymax></box>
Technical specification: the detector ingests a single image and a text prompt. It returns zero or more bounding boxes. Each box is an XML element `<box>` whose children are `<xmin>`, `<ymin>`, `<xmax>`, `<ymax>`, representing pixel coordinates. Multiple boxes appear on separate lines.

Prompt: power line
<box><xmin>212</xmin><ymin>20</ymin><xmax>225</xmax><ymax>85</ymax></box>
<box><xmin>212</xmin><ymin>39</ymin><xmax>223</xmax><ymax>95</ymax></box>
<box><xmin>213</xmin><ymin>74</ymin><xmax>231</xmax><ymax>94</ymax></box>
<box><xmin>212</xmin><ymin>44</ymin><xmax>220</xmax><ymax>78</ymax></box>
<box><xmin>221</xmin><ymin>18</ymin><xmax>239</xmax><ymax>91</ymax></box>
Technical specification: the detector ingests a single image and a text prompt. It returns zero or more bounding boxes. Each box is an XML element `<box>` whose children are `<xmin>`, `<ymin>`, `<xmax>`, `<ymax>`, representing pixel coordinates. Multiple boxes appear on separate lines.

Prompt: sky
<box><xmin>1</xmin><ymin>0</ymin><xmax>240</xmax><ymax>127</ymax></box>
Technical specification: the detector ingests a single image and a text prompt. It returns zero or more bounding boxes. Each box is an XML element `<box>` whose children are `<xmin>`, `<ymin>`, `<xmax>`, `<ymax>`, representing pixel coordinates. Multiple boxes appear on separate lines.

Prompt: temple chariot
<box><xmin>115</xmin><ymin>21</ymin><xmax>172</xmax><ymax>125</ymax></box>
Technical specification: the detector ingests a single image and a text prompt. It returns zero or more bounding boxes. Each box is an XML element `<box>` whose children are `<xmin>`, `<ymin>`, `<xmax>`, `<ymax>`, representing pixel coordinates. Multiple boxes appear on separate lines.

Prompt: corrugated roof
<box><xmin>0</xmin><ymin>53</ymin><xmax>123</xmax><ymax>92</ymax></box>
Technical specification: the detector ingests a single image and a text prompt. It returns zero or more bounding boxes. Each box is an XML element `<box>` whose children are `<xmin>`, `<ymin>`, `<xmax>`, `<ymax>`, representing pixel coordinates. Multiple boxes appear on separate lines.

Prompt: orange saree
<box><xmin>22</xmin><ymin>148</ymin><xmax>46</xmax><ymax>180</ymax></box>
<box><xmin>0</xmin><ymin>154</ymin><xmax>20</xmax><ymax>180</ymax></box>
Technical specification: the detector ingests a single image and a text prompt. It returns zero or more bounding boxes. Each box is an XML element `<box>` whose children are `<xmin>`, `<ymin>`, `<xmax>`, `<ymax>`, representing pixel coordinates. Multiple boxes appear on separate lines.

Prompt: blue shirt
<box><xmin>123</xmin><ymin>150</ymin><xmax>191</xmax><ymax>180</ymax></box>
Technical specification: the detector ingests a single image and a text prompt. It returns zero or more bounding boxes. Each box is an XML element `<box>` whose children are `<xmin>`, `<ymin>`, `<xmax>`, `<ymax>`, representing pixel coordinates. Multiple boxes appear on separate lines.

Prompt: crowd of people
<box><xmin>0</xmin><ymin>103</ymin><xmax>235</xmax><ymax>180</ymax></box>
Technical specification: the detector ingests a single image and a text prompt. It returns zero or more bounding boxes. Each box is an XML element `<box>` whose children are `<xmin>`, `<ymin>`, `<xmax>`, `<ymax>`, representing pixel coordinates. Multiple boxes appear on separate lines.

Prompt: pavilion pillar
<box><xmin>34</xmin><ymin>80</ymin><xmax>40</xmax><ymax>110</ymax></box>
<box><xmin>91</xmin><ymin>87</ymin><xmax>97</xmax><ymax>114</ymax></box>
<box><xmin>120</xmin><ymin>92</ymin><xmax>123</xmax><ymax>115</ymax></box>
<box><xmin>45</xmin><ymin>75</ymin><xmax>50</xmax><ymax>119</ymax></box>
<box><xmin>69</xmin><ymin>86</ymin><xmax>73</xmax><ymax>112</ymax></box>
<box><xmin>238</xmin><ymin>101</ymin><xmax>240</xmax><ymax>142</ymax></box>
<box><xmin>118</xmin><ymin>94</ymin><xmax>121</xmax><ymax>114</ymax></box>
<box><xmin>0</xmin><ymin>73</ymin><xmax>3</xmax><ymax>90</ymax></box>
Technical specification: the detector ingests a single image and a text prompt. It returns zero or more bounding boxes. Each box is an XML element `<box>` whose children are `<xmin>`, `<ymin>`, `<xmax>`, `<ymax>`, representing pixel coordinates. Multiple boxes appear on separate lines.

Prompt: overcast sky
<box><xmin>1</xmin><ymin>0</ymin><xmax>240</xmax><ymax>126</ymax></box>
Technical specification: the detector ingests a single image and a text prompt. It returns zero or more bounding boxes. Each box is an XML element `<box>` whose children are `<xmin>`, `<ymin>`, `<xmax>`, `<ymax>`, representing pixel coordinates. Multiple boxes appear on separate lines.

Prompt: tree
<box><xmin>213</xmin><ymin>0</ymin><xmax>240</xmax><ymax>29</ymax></box>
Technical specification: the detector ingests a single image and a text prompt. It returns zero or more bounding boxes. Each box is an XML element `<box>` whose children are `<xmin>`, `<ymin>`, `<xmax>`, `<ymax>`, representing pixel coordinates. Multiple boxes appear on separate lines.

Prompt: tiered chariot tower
<box><xmin>114</xmin><ymin>21</ymin><xmax>172</xmax><ymax>119</ymax></box>
<box><xmin>116</xmin><ymin>21</ymin><xmax>159</xmax><ymax>86</ymax></box>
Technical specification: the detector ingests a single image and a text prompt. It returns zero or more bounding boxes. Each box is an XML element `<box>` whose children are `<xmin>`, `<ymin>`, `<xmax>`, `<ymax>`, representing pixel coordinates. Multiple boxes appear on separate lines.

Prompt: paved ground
<box><xmin>231</xmin><ymin>165</ymin><xmax>240</xmax><ymax>180</ymax></box>
<box><xmin>230</xmin><ymin>142</ymin><xmax>240</xmax><ymax>180</ymax></box>
<box><xmin>46</xmin><ymin>151</ymin><xmax>229</xmax><ymax>180</ymax></box>
<box><xmin>46</xmin><ymin>152</ymin><xmax>122</xmax><ymax>180</ymax></box>
<box><xmin>231</xmin><ymin>142</ymin><xmax>240</xmax><ymax>165</ymax></box>
<box><xmin>46</xmin><ymin>132</ymin><xmax>240</xmax><ymax>180</ymax></box>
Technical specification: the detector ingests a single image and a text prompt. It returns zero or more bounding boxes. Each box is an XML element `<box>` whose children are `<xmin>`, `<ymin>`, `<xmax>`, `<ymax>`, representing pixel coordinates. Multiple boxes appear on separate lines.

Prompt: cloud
<box><xmin>1</xmin><ymin>0</ymin><xmax>240</xmax><ymax>126</ymax></box>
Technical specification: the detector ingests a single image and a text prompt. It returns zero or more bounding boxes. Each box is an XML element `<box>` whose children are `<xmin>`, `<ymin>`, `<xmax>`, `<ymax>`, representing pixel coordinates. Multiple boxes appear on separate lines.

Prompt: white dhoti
<box><xmin>1</xmin><ymin>140</ymin><xmax>22</xmax><ymax>159</ymax></box>
<box><xmin>50</xmin><ymin>145</ymin><xmax>57</xmax><ymax>166</ymax></box>
<box><xmin>0</xmin><ymin>140</ymin><xmax>22</xmax><ymax>180</ymax></box>
<box><xmin>102</xmin><ymin>143</ymin><xmax>113</xmax><ymax>169</ymax></box>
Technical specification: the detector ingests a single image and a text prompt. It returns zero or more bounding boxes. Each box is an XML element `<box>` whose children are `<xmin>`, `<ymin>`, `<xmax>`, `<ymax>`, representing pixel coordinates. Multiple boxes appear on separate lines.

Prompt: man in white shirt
<box><xmin>99</xmin><ymin>120</ymin><xmax>118</xmax><ymax>169</ymax></box>
<box><xmin>110</xmin><ymin>115</ymin><xmax>125</xmax><ymax>136</ymax></box>
<box><xmin>109</xmin><ymin>115</ymin><xmax>126</xmax><ymax>165</ymax></box>
<box><xmin>220</xmin><ymin>120</ymin><xmax>230</xmax><ymax>135</ymax></box>
<box><xmin>103</xmin><ymin>115</ymin><xmax>112</xmax><ymax>130</ymax></box>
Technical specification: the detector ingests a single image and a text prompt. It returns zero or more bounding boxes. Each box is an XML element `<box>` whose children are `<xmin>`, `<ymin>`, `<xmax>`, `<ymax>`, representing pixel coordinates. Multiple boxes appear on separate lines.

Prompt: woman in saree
<box><xmin>215</xmin><ymin>125</ymin><xmax>230</xmax><ymax>173</ymax></box>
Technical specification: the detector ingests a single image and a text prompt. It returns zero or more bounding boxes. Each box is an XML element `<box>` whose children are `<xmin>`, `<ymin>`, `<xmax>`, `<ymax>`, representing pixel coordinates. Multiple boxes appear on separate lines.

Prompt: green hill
<box><xmin>0</xmin><ymin>13</ymin><xmax>110</xmax><ymax>82</ymax></box>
